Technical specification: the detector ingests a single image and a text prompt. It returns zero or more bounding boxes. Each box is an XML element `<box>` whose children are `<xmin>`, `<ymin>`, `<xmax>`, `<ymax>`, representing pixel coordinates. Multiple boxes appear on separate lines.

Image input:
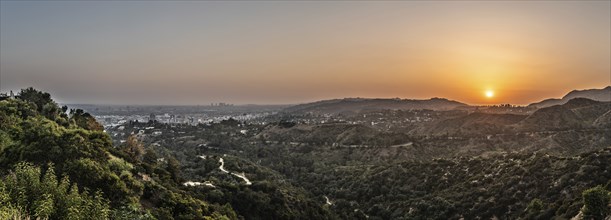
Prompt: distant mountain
<box><xmin>518</xmin><ymin>98</ymin><xmax>610</xmax><ymax>131</ymax></box>
<box><xmin>284</xmin><ymin>98</ymin><xmax>467</xmax><ymax>115</ymax></box>
<box><xmin>413</xmin><ymin>98</ymin><xmax>611</xmax><ymax>135</ymax></box>
<box><xmin>528</xmin><ymin>86</ymin><xmax>611</xmax><ymax>108</ymax></box>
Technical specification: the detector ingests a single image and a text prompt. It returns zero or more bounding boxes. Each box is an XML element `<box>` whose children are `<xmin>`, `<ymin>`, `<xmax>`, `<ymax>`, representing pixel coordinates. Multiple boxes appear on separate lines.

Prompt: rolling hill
<box><xmin>518</xmin><ymin>98</ymin><xmax>611</xmax><ymax>131</ymax></box>
<box><xmin>528</xmin><ymin>86</ymin><xmax>611</xmax><ymax>109</ymax></box>
<box><xmin>411</xmin><ymin>112</ymin><xmax>527</xmax><ymax>136</ymax></box>
<box><xmin>284</xmin><ymin>98</ymin><xmax>467</xmax><ymax>115</ymax></box>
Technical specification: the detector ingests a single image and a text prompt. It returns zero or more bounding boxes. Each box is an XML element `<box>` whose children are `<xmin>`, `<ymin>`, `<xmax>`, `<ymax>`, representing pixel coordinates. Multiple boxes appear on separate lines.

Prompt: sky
<box><xmin>1</xmin><ymin>1</ymin><xmax>610</xmax><ymax>105</ymax></box>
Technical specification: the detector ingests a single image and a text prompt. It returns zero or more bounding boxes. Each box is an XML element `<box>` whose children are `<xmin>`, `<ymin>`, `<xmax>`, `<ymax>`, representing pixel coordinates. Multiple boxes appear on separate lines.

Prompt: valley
<box><xmin>1</xmin><ymin>87</ymin><xmax>609</xmax><ymax>219</ymax></box>
<box><xmin>98</xmin><ymin>86</ymin><xmax>611</xmax><ymax>219</ymax></box>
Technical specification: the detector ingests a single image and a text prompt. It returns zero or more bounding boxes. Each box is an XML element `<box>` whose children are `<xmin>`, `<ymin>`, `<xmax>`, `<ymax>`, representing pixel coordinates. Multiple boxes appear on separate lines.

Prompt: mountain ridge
<box><xmin>283</xmin><ymin>97</ymin><xmax>467</xmax><ymax>115</ymax></box>
<box><xmin>528</xmin><ymin>86</ymin><xmax>611</xmax><ymax>108</ymax></box>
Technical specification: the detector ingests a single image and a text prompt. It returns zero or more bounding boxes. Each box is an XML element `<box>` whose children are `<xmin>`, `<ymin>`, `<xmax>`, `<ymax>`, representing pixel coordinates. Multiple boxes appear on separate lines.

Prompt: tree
<box><xmin>0</xmin><ymin>162</ymin><xmax>111</xmax><ymax>219</ymax></box>
<box><xmin>582</xmin><ymin>186</ymin><xmax>610</xmax><ymax>220</ymax></box>
<box><xmin>143</xmin><ymin>149</ymin><xmax>159</xmax><ymax>165</ymax></box>
<box><xmin>123</xmin><ymin>135</ymin><xmax>145</xmax><ymax>162</ymax></box>
<box><xmin>18</xmin><ymin>87</ymin><xmax>54</xmax><ymax>112</ymax></box>
<box><xmin>70</xmin><ymin>108</ymin><xmax>104</xmax><ymax>131</ymax></box>
<box><xmin>527</xmin><ymin>198</ymin><xmax>544</xmax><ymax>213</ymax></box>
<box><xmin>166</xmin><ymin>157</ymin><xmax>182</xmax><ymax>184</ymax></box>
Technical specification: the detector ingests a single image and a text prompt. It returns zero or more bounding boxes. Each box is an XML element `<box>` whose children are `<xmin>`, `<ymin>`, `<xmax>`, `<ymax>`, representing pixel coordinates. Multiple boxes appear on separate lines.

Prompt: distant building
<box><xmin>149</xmin><ymin>113</ymin><xmax>156</xmax><ymax>122</ymax></box>
<box><xmin>211</xmin><ymin>102</ymin><xmax>233</xmax><ymax>107</ymax></box>
<box><xmin>0</xmin><ymin>91</ymin><xmax>15</xmax><ymax>101</ymax></box>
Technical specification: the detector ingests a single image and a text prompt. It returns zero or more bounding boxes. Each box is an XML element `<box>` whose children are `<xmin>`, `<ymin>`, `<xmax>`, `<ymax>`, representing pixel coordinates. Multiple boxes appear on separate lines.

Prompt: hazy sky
<box><xmin>1</xmin><ymin>1</ymin><xmax>609</xmax><ymax>105</ymax></box>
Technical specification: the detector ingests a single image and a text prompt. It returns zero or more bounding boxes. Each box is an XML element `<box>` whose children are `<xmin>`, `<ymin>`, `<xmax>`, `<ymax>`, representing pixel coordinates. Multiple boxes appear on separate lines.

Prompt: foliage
<box><xmin>122</xmin><ymin>135</ymin><xmax>145</xmax><ymax>162</ymax></box>
<box><xmin>18</xmin><ymin>87</ymin><xmax>54</xmax><ymax>113</ymax></box>
<box><xmin>582</xmin><ymin>185</ymin><xmax>610</xmax><ymax>220</ymax></box>
<box><xmin>124</xmin><ymin>117</ymin><xmax>610</xmax><ymax>219</ymax></box>
<box><xmin>527</xmin><ymin>198</ymin><xmax>544</xmax><ymax>213</ymax></box>
<box><xmin>70</xmin><ymin>108</ymin><xmax>104</xmax><ymax>131</ymax></box>
<box><xmin>0</xmin><ymin>162</ymin><xmax>110</xmax><ymax>219</ymax></box>
<box><xmin>0</xmin><ymin>88</ymin><xmax>239</xmax><ymax>219</ymax></box>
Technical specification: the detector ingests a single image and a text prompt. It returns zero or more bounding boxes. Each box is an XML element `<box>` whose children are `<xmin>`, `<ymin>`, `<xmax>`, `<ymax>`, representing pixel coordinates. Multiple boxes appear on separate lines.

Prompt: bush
<box><xmin>0</xmin><ymin>162</ymin><xmax>111</xmax><ymax>219</ymax></box>
<box><xmin>582</xmin><ymin>185</ymin><xmax>610</xmax><ymax>220</ymax></box>
<box><xmin>527</xmin><ymin>198</ymin><xmax>544</xmax><ymax>213</ymax></box>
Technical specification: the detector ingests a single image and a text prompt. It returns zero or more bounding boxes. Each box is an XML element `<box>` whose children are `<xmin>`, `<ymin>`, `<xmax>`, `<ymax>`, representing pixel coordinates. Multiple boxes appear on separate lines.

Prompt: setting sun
<box><xmin>485</xmin><ymin>90</ymin><xmax>494</xmax><ymax>98</ymax></box>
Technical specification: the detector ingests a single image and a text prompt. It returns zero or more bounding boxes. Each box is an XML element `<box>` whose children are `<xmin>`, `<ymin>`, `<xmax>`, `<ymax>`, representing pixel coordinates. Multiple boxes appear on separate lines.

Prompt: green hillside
<box><xmin>0</xmin><ymin>88</ymin><xmax>237</xmax><ymax>219</ymax></box>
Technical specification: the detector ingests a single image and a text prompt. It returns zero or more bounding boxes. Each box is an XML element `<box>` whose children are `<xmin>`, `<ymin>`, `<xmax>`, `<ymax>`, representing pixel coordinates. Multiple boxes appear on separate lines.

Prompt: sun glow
<box><xmin>485</xmin><ymin>90</ymin><xmax>494</xmax><ymax>98</ymax></box>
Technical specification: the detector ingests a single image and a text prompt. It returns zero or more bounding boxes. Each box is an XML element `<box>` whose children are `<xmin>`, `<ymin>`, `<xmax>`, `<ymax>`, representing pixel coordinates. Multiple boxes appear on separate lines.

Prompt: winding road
<box><xmin>184</xmin><ymin>155</ymin><xmax>252</xmax><ymax>187</ymax></box>
<box><xmin>324</xmin><ymin>196</ymin><xmax>333</xmax><ymax>205</ymax></box>
<box><xmin>219</xmin><ymin>158</ymin><xmax>252</xmax><ymax>185</ymax></box>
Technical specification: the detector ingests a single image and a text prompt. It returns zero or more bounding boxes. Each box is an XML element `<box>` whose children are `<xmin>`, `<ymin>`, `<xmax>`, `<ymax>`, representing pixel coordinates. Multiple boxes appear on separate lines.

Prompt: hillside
<box><xmin>0</xmin><ymin>88</ymin><xmax>338</xmax><ymax>220</ymax></box>
<box><xmin>256</xmin><ymin>122</ymin><xmax>410</xmax><ymax>147</ymax></box>
<box><xmin>518</xmin><ymin>105</ymin><xmax>588</xmax><ymax>131</ymax></box>
<box><xmin>594</xmin><ymin>110</ymin><xmax>611</xmax><ymax>127</ymax></box>
<box><xmin>518</xmin><ymin>98</ymin><xmax>611</xmax><ymax>131</ymax></box>
<box><xmin>529</xmin><ymin>86</ymin><xmax>611</xmax><ymax>109</ymax></box>
<box><xmin>292</xmin><ymin>148</ymin><xmax>611</xmax><ymax>219</ymax></box>
<box><xmin>409</xmin><ymin>98</ymin><xmax>610</xmax><ymax>135</ymax></box>
<box><xmin>0</xmin><ymin>88</ymin><xmax>239</xmax><ymax>219</ymax></box>
<box><xmin>411</xmin><ymin>112</ymin><xmax>527</xmax><ymax>136</ymax></box>
<box><xmin>284</xmin><ymin>98</ymin><xmax>467</xmax><ymax>115</ymax></box>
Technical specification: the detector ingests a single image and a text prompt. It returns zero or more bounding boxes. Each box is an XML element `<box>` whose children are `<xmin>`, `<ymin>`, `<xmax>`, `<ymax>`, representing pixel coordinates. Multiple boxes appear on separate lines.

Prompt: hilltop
<box><xmin>518</xmin><ymin>98</ymin><xmax>611</xmax><ymax>131</ymax></box>
<box><xmin>283</xmin><ymin>86</ymin><xmax>610</xmax><ymax>115</ymax></box>
<box><xmin>283</xmin><ymin>97</ymin><xmax>467</xmax><ymax>115</ymax></box>
<box><xmin>528</xmin><ymin>86</ymin><xmax>611</xmax><ymax>109</ymax></box>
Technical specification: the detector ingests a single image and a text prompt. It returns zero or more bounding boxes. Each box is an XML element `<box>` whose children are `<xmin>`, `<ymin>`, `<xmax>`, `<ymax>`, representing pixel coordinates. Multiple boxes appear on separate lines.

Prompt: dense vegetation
<box><xmin>0</xmin><ymin>88</ymin><xmax>237</xmax><ymax>219</ymax></box>
<box><xmin>0</xmin><ymin>162</ymin><xmax>110</xmax><ymax>219</ymax></box>
<box><xmin>263</xmin><ymin>148</ymin><xmax>610</xmax><ymax>219</ymax></box>
<box><xmin>2</xmin><ymin>88</ymin><xmax>610</xmax><ymax>219</ymax></box>
<box><xmin>117</xmin><ymin>118</ymin><xmax>610</xmax><ymax>219</ymax></box>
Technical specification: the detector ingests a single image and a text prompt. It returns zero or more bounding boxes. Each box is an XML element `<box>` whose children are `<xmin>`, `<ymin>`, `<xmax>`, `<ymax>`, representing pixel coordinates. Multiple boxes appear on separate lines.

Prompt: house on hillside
<box><xmin>0</xmin><ymin>91</ymin><xmax>16</xmax><ymax>101</ymax></box>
